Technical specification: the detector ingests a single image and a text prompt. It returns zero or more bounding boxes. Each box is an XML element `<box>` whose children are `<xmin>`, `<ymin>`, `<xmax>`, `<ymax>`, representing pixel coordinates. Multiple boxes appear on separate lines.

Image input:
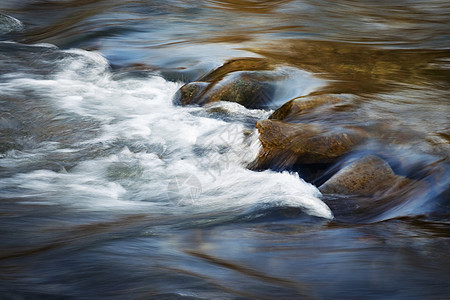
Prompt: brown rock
<box><xmin>269</xmin><ymin>94</ymin><xmax>346</xmax><ymax>121</ymax></box>
<box><xmin>319</xmin><ymin>155</ymin><xmax>412</xmax><ymax>196</ymax></box>
<box><xmin>204</xmin><ymin>73</ymin><xmax>274</xmax><ymax>108</ymax></box>
<box><xmin>173</xmin><ymin>72</ymin><xmax>275</xmax><ymax>108</ymax></box>
<box><xmin>255</xmin><ymin>119</ymin><xmax>369</xmax><ymax>168</ymax></box>
<box><xmin>173</xmin><ymin>57</ymin><xmax>278</xmax><ymax>108</ymax></box>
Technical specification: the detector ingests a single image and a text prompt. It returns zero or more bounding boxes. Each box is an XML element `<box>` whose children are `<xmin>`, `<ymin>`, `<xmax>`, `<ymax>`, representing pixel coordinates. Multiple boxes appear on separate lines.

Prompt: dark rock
<box><xmin>173</xmin><ymin>72</ymin><xmax>275</xmax><ymax>108</ymax></box>
<box><xmin>204</xmin><ymin>72</ymin><xmax>274</xmax><ymax>108</ymax></box>
<box><xmin>319</xmin><ymin>155</ymin><xmax>412</xmax><ymax>196</ymax></box>
<box><xmin>172</xmin><ymin>81</ymin><xmax>208</xmax><ymax>106</ymax></box>
<box><xmin>172</xmin><ymin>57</ymin><xmax>278</xmax><ymax>109</ymax></box>
<box><xmin>254</xmin><ymin>119</ymin><xmax>369</xmax><ymax>169</ymax></box>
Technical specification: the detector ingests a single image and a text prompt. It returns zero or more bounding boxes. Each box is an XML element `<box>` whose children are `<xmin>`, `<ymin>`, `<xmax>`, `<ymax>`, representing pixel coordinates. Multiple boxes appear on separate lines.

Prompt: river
<box><xmin>0</xmin><ymin>1</ymin><xmax>449</xmax><ymax>299</ymax></box>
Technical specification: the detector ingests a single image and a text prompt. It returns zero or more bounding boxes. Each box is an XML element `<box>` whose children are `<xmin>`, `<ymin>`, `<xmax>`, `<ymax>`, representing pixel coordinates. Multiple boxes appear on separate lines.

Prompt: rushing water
<box><xmin>0</xmin><ymin>1</ymin><xmax>449</xmax><ymax>299</ymax></box>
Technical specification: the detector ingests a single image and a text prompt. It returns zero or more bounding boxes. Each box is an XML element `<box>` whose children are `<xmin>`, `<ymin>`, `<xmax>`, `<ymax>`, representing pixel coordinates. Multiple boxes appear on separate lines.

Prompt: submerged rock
<box><xmin>269</xmin><ymin>94</ymin><xmax>346</xmax><ymax>121</ymax></box>
<box><xmin>255</xmin><ymin>119</ymin><xmax>369</xmax><ymax>169</ymax></box>
<box><xmin>319</xmin><ymin>155</ymin><xmax>412</xmax><ymax>196</ymax></box>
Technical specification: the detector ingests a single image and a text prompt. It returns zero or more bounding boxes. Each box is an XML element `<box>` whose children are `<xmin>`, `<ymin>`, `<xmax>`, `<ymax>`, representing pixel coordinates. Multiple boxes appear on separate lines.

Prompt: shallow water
<box><xmin>0</xmin><ymin>1</ymin><xmax>449</xmax><ymax>299</ymax></box>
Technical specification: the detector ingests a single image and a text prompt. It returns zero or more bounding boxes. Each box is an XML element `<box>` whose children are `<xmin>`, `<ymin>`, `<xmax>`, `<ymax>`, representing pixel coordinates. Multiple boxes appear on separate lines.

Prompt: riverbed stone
<box><xmin>318</xmin><ymin>155</ymin><xmax>412</xmax><ymax>196</ymax></box>
<box><xmin>269</xmin><ymin>94</ymin><xmax>346</xmax><ymax>121</ymax></box>
<box><xmin>205</xmin><ymin>73</ymin><xmax>274</xmax><ymax>108</ymax></box>
<box><xmin>255</xmin><ymin>119</ymin><xmax>369</xmax><ymax>169</ymax></box>
<box><xmin>173</xmin><ymin>57</ymin><xmax>279</xmax><ymax>108</ymax></box>
<box><xmin>172</xmin><ymin>81</ymin><xmax>209</xmax><ymax>106</ymax></box>
<box><xmin>174</xmin><ymin>72</ymin><xmax>275</xmax><ymax>108</ymax></box>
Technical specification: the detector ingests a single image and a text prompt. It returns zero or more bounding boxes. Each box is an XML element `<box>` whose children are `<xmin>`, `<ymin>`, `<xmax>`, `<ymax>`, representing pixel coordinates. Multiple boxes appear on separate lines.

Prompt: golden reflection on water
<box><xmin>247</xmin><ymin>39</ymin><xmax>450</xmax><ymax>94</ymax></box>
<box><xmin>204</xmin><ymin>0</ymin><xmax>292</xmax><ymax>13</ymax></box>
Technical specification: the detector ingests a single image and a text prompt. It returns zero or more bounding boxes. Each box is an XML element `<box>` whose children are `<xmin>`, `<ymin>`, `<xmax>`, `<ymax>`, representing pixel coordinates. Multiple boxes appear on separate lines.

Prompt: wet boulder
<box><xmin>269</xmin><ymin>94</ymin><xmax>347</xmax><ymax>121</ymax></box>
<box><xmin>172</xmin><ymin>82</ymin><xmax>209</xmax><ymax>106</ymax></box>
<box><xmin>173</xmin><ymin>72</ymin><xmax>275</xmax><ymax>108</ymax></box>
<box><xmin>172</xmin><ymin>57</ymin><xmax>279</xmax><ymax>109</ymax></box>
<box><xmin>204</xmin><ymin>72</ymin><xmax>274</xmax><ymax>108</ymax></box>
<box><xmin>254</xmin><ymin>119</ymin><xmax>369</xmax><ymax>169</ymax></box>
<box><xmin>319</xmin><ymin>155</ymin><xmax>412</xmax><ymax>196</ymax></box>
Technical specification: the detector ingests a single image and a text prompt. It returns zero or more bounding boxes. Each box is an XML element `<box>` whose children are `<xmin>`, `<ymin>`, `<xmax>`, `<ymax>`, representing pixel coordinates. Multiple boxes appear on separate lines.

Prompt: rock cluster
<box><xmin>172</xmin><ymin>58</ymin><xmax>434</xmax><ymax>221</ymax></box>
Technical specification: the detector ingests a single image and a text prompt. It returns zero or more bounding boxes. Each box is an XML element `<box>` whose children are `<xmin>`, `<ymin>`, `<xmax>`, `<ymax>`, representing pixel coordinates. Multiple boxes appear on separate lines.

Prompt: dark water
<box><xmin>0</xmin><ymin>1</ymin><xmax>449</xmax><ymax>299</ymax></box>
